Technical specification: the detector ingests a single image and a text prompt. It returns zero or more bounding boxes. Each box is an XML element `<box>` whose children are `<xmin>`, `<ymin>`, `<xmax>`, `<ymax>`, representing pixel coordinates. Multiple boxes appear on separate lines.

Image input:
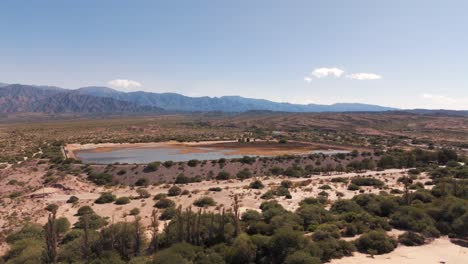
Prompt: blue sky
<box><xmin>1</xmin><ymin>0</ymin><xmax>467</xmax><ymax>109</ymax></box>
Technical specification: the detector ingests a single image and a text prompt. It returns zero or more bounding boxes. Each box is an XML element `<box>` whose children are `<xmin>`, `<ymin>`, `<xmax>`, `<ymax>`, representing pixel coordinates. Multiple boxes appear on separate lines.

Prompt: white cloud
<box><xmin>108</xmin><ymin>79</ymin><xmax>142</xmax><ymax>90</ymax></box>
<box><xmin>310</xmin><ymin>67</ymin><xmax>345</xmax><ymax>78</ymax></box>
<box><xmin>346</xmin><ymin>73</ymin><xmax>382</xmax><ymax>80</ymax></box>
<box><xmin>304</xmin><ymin>67</ymin><xmax>382</xmax><ymax>83</ymax></box>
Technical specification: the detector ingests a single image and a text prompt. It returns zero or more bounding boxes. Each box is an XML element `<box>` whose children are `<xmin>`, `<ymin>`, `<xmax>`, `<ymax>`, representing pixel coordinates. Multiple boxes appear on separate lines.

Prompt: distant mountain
<box><xmin>76</xmin><ymin>86</ymin><xmax>397</xmax><ymax>112</ymax></box>
<box><xmin>401</xmin><ymin>109</ymin><xmax>468</xmax><ymax>117</ymax></box>
<box><xmin>0</xmin><ymin>84</ymin><xmax>161</xmax><ymax>113</ymax></box>
<box><xmin>0</xmin><ymin>83</ymin><xmax>398</xmax><ymax>114</ymax></box>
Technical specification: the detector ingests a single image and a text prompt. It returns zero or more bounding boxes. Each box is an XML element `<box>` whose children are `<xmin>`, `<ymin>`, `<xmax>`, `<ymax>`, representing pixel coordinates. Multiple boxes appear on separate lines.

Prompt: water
<box><xmin>75</xmin><ymin>147</ymin><xmax>261</xmax><ymax>164</ymax></box>
<box><xmin>74</xmin><ymin>145</ymin><xmax>350</xmax><ymax>164</ymax></box>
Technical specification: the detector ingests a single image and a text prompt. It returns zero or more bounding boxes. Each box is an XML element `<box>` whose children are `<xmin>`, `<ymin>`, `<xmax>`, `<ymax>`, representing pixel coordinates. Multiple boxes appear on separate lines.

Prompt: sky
<box><xmin>0</xmin><ymin>0</ymin><xmax>467</xmax><ymax>110</ymax></box>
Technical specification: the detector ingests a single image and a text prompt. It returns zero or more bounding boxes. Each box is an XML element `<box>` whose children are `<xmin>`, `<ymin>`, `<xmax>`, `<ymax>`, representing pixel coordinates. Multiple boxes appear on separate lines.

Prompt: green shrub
<box><xmin>187</xmin><ymin>159</ymin><xmax>199</xmax><ymax>167</ymax></box>
<box><xmin>66</xmin><ymin>196</ymin><xmax>79</xmax><ymax>203</ymax></box>
<box><xmin>153</xmin><ymin>193</ymin><xmax>167</xmax><ymax>200</ymax></box>
<box><xmin>136</xmin><ymin>188</ymin><xmax>151</xmax><ymax>198</ymax></box>
<box><xmin>115</xmin><ymin>197</ymin><xmax>131</xmax><ymax>205</ymax></box>
<box><xmin>168</xmin><ymin>186</ymin><xmax>182</xmax><ymax>196</ymax></box>
<box><xmin>193</xmin><ymin>197</ymin><xmax>216</xmax><ymax>207</ymax></box>
<box><xmin>160</xmin><ymin>207</ymin><xmax>177</xmax><ymax>220</ymax></box>
<box><xmin>76</xmin><ymin>206</ymin><xmax>94</xmax><ymax>216</ymax></box>
<box><xmin>129</xmin><ymin>208</ymin><xmax>140</xmax><ymax>216</ymax></box>
<box><xmin>135</xmin><ymin>177</ymin><xmax>149</xmax><ymax>186</ymax></box>
<box><xmin>95</xmin><ymin>192</ymin><xmax>116</xmax><ymax>204</ymax></box>
<box><xmin>175</xmin><ymin>174</ymin><xmax>190</xmax><ymax>184</ymax></box>
<box><xmin>88</xmin><ymin>173</ymin><xmax>113</xmax><ymax>185</ymax></box>
<box><xmin>216</xmin><ymin>171</ymin><xmax>231</xmax><ymax>180</ymax></box>
<box><xmin>354</xmin><ymin>230</ymin><xmax>397</xmax><ymax>254</ymax></box>
<box><xmin>154</xmin><ymin>198</ymin><xmax>175</xmax><ymax>209</ymax></box>
<box><xmin>249</xmin><ymin>180</ymin><xmax>265</xmax><ymax>189</ymax></box>
<box><xmin>398</xmin><ymin>231</ymin><xmax>425</xmax><ymax>246</ymax></box>
<box><xmin>237</xmin><ymin>168</ymin><xmax>253</xmax><ymax>179</ymax></box>
<box><xmin>351</xmin><ymin>177</ymin><xmax>384</xmax><ymax>187</ymax></box>
<box><xmin>144</xmin><ymin>161</ymin><xmax>161</xmax><ymax>172</ymax></box>
<box><xmin>163</xmin><ymin>160</ymin><xmax>174</xmax><ymax>168</ymax></box>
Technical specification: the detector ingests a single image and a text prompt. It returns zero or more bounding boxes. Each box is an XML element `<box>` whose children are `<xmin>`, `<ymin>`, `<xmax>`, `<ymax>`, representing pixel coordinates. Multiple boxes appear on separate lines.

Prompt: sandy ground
<box><xmin>331</xmin><ymin>237</ymin><xmax>467</xmax><ymax>264</ymax></box>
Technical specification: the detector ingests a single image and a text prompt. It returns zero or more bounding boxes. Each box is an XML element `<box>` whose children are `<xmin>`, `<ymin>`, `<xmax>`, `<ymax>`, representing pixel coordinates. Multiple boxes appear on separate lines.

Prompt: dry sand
<box><xmin>331</xmin><ymin>237</ymin><xmax>467</xmax><ymax>264</ymax></box>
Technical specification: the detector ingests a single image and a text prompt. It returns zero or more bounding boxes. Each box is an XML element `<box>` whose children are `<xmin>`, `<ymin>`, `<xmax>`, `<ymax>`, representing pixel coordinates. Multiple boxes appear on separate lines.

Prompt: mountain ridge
<box><xmin>1</xmin><ymin>83</ymin><xmax>398</xmax><ymax>114</ymax></box>
<box><xmin>75</xmin><ymin>86</ymin><xmax>396</xmax><ymax>112</ymax></box>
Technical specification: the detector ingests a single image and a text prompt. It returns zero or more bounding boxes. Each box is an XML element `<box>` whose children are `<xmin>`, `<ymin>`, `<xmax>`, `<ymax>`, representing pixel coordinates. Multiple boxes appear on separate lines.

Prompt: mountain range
<box><xmin>0</xmin><ymin>83</ymin><xmax>398</xmax><ymax>114</ymax></box>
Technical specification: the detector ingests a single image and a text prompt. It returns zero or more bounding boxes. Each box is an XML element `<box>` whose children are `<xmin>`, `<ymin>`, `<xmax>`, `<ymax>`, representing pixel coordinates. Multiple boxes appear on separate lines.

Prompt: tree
<box><xmin>148</xmin><ymin>209</ymin><xmax>159</xmax><ymax>254</ymax></box>
<box><xmin>232</xmin><ymin>195</ymin><xmax>241</xmax><ymax>237</ymax></box>
<box><xmin>44</xmin><ymin>212</ymin><xmax>58</xmax><ymax>264</ymax></box>
<box><xmin>227</xmin><ymin>234</ymin><xmax>256</xmax><ymax>264</ymax></box>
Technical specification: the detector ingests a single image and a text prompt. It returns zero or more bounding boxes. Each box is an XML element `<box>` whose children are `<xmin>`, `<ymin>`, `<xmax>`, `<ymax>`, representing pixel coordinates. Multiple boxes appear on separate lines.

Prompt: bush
<box><xmin>187</xmin><ymin>159</ymin><xmax>199</xmax><ymax>167</ymax></box>
<box><xmin>390</xmin><ymin>206</ymin><xmax>437</xmax><ymax>235</ymax></box>
<box><xmin>281</xmin><ymin>180</ymin><xmax>293</xmax><ymax>188</ymax></box>
<box><xmin>129</xmin><ymin>208</ymin><xmax>140</xmax><ymax>215</ymax></box>
<box><xmin>398</xmin><ymin>231</ymin><xmax>425</xmax><ymax>246</ymax></box>
<box><xmin>66</xmin><ymin>196</ymin><xmax>79</xmax><ymax>203</ymax></box>
<box><xmin>237</xmin><ymin>168</ymin><xmax>253</xmax><ymax>179</ymax></box>
<box><xmin>175</xmin><ymin>174</ymin><xmax>190</xmax><ymax>184</ymax></box>
<box><xmin>144</xmin><ymin>161</ymin><xmax>161</xmax><ymax>172</ymax></box>
<box><xmin>135</xmin><ymin>177</ymin><xmax>149</xmax><ymax>186</ymax></box>
<box><xmin>208</xmin><ymin>187</ymin><xmax>222</xmax><ymax>192</ymax></box>
<box><xmin>115</xmin><ymin>197</ymin><xmax>131</xmax><ymax>205</ymax></box>
<box><xmin>270</xmin><ymin>167</ymin><xmax>284</xmax><ymax>176</ymax></box>
<box><xmin>136</xmin><ymin>188</ymin><xmax>151</xmax><ymax>198</ymax></box>
<box><xmin>239</xmin><ymin>156</ymin><xmax>256</xmax><ymax>165</ymax></box>
<box><xmin>154</xmin><ymin>193</ymin><xmax>167</xmax><ymax>200</ymax></box>
<box><xmin>319</xmin><ymin>184</ymin><xmax>332</xmax><ymax>190</ymax></box>
<box><xmin>168</xmin><ymin>186</ymin><xmax>182</xmax><ymax>196</ymax></box>
<box><xmin>163</xmin><ymin>160</ymin><xmax>174</xmax><ymax>168</ymax></box>
<box><xmin>88</xmin><ymin>173</ymin><xmax>113</xmax><ymax>185</ymax></box>
<box><xmin>351</xmin><ymin>177</ymin><xmax>384</xmax><ymax>187</ymax></box>
<box><xmin>249</xmin><ymin>180</ymin><xmax>265</xmax><ymax>189</ymax></box>
<box><xmin>46</xmin><ymin>203</ymin><xmax>59</xmax><ymax>213</ymax></box>
<box><xmin>193</xmin><ymin>197</ymin><xmax>216</xmax><ymax>207</ymax></box>
<box><xmin>76</xmin><ymin>206</ymin><xmax>94</xmax><ymax>216</ymax></box>
<box><xmin>160</xmin><ymin>207</ymin><xmax>177</xmax><ymax>220</ymax></box>
<box><xmin>56</xmin><ymin>217</ymin><xmax>71</xmax><ymax>234</ymax></box>
<box><xmin>154</xmin><ymin>198</ymin><xmax>175</xmax><ymax>209</ymax></box>
<box><xmin>354</xmin><ymin>230</ymin><xmax>397</xmax><ymax>254</ymax></box>
<box><xmin>95</xmin><ymin>192</ymin><xmax>116</xmax><ymax>204</ymax></box>
<box><xmin>216</xmin><ymin>171</ymin><xmax>231</xmax><ymax>180</ymax></box>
